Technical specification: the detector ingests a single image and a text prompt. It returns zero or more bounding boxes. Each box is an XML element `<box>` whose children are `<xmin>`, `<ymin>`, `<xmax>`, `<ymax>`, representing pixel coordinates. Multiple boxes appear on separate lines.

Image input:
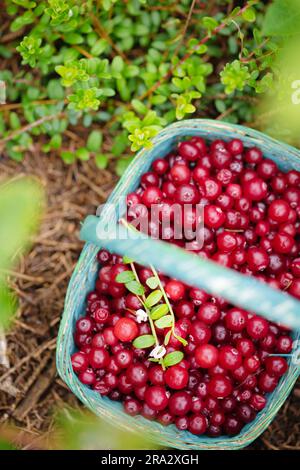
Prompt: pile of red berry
<box><xmin>71</xmin><ymin>136</ymin><xmax>298</xmax><ymax>437</ymax></box>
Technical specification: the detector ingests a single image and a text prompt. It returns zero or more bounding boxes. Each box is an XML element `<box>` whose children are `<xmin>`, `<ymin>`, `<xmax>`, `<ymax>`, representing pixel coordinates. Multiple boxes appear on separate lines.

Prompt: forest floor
<box><xmin>0</xmin><ymin>149</ymin><xmax>299</xmax><ymax>450</ymax></box>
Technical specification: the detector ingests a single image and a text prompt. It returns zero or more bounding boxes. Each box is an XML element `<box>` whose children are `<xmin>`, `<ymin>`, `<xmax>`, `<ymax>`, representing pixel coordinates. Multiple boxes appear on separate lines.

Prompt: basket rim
<box><xmin>57</xmin><ymin>119</ymin><xmax>300</xmax><ymax>450</ymax></box>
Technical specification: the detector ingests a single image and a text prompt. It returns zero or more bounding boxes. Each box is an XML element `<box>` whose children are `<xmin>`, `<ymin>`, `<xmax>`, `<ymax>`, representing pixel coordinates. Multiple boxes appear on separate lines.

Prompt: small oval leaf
<box><xmin>164</xmin><ymin>330</ymin><xmax>172</xmax><ymax>346</ymax></box>
<box><xmin>150</xmin><ymin>303</ymin><xmax>169</xmax><ymax>320</ymax></box>
<box><xmin>155</xmin><ymin>315</ymin><xmax>173</xmax><ymax>329</ymax></box>
<box><xmin>163</xmin><ymin>351</ymin><xmax>184</xmax><ymax>367</ymax></box>
<box><xmin>125</xmin><ymin>280</ymin><xmax>145</xmax><ymax>296</ymax></box>
<box><xmin>133</xmin><ymin>334</ymin><xmax>156</xmax><ymax>349</ymax></box>
<box><xmin>145</xmin><ymin>289</ymin><xmax>163</xmax><ymax>308</ymax></box>
<box><xmin>146</xmin><ymin>276</ymin><xmax>159</xmax><ymax>289</ymax></box>
<box><xmin>123</xmin><ymin>255</ymin><xmax>134</xmax><ymax>264</ymax></box>
<box><xmin>116</xmin><ymin>270</ymin><xmax>135</xmax><ymax>283</ymax></box>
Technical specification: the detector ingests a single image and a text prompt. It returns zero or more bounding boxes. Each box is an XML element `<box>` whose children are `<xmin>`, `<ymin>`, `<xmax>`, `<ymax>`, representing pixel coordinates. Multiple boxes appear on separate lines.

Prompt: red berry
<box><xmin>71</xmin><ymin>352</ymin><xmax>89</xmax><ymax>373</ymax></box>
<box><xmin>265</xmin><ymin>356</ymin><xmax>288</xmax><ymax>377</ymax></box>
<box><xmin>164</xmin><ymin>365</ymin><xmax>189</xmax><ymax>390</ymax></box>
<box><xmin>165</xmin><ymin>280</ymin><xmax>185</xmax><ymax>301</ymax></box>
<box><xmin>178</xmin><ymin>141</ymin><xmax>200</xmax><ymax>161</ymax></box>
<box><xmin>145</xmin><ymin>386</ymin><xmax>168</xmax><ymax>411</ymax></box>
<box><xmin>243</xmin><ymin>177</ymin><xmax>268</xmax><ymax>201</ymax></box>
<box><xmin>168</xmin><ymin>391</ymin><xmax>192</xmax><ymax>416</ymax></box>
<box><xmin>195</xmin><ymin>344</ymin><xmax>219</xmax><ymax>368</ymax></box>
<box><xmin>246</xmin><ymin>316</ymin><xmax>269</xmax><ymax>340</ymax></box>
<box><xmin>88</xmin><ymin>347</ymin><xmax>110</xmax><ymax>369</ymax></box>
<box><xmin>188</xmin><ymin>414</ymin><xmax>207</xmax><ymax>435</ymax></box>
<box><xmin>268</xmin><ymin>199</ymin><xmax>290</xmax><ymax>223</ymax></box>
<box><xmin>208</xmin><ymin>374</ymin><xmax>232</xmax><ymax>399</ymax></box>
<box><xmin>113</xmin><ymin>318</ymin><xmax>139</xmax><ymax>342</ymax></box>
<box><xmin>218</xmin><ymin>345</ymin><xmax>242</xmax><ymax>370</ymax></box>
<box><xmin>197</xmin><ymin>302</ymin><xmax>220</xmax><ymax>325</ymax></box>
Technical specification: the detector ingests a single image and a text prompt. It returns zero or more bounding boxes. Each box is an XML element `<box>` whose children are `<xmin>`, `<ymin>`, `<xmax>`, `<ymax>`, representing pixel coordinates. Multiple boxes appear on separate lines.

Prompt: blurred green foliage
<box><xmin>1</xmin><ymin>0</ymin><xmax>295</xmax><ymax>172</ymax></box>
<box><xmin>0</xmin><ymin>178</ymin><xmax>44</xmax><ymax>328</ymax></box>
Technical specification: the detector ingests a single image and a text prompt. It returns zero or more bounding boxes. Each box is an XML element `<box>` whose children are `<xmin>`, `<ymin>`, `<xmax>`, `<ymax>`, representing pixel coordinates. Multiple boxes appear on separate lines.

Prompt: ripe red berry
<box><xmin>168</xmin><ymin>391</ymin><xmax>192</xmax><ymax>416</ymax></box>
<box><xmin>165</xmin><ymin>280</ymin><xmax>185</xmax><ymax>301</ymax></box>
<box><xmin>246</xmin><ymin>316</ymin><xmax>269</xmax><ymax>340</ymax></box>
<box><xmin>71</xmin><ymin>352</ymin><xmax>89</xmax><ymax>373</ymax></box>
<box><xmin>145</xmin><ymin>386</ymin><xmax>169</xmax><ymax>411</ymax></box>
<box><xmin>113</xmin><ymin>318</ymin><xmax>139</xmax><ymax>342</ymax></box>
<box><xmin>218</xmin><ymin>345</ymin><xmax>242</xmax><ymax>370</ymax></box>
<box><xmin>195</xmin><ymin>344</ymin><xmax>219</xmax><ymax>368</ymax></box>
<box><xmin>164</xmin><ymin>365</ymin><xmax>189</xmax><ymax>390</ymax></box>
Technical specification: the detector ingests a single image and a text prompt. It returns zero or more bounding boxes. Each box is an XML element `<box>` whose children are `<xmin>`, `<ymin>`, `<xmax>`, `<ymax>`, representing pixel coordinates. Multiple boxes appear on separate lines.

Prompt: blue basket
<box><xmin>57</xmin><ymin>119</ymin><xmax>300</xmax><ymax>450</ymax></box>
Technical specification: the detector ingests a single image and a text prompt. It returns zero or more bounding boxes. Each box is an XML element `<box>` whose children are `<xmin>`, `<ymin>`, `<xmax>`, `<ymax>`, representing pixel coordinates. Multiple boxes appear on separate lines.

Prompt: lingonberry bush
<box><xmin>1</xmin><ymin>0</ymin><xmax>298</xmax><ymax>173</ymax></box>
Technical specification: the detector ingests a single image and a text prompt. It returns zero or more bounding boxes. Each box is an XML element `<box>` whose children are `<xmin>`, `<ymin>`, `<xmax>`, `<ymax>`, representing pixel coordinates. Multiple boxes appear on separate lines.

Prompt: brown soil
<box><xmin>0</xmin><ymin>150</ymin><xmax>299</xmax><ymax>450</ymax></box>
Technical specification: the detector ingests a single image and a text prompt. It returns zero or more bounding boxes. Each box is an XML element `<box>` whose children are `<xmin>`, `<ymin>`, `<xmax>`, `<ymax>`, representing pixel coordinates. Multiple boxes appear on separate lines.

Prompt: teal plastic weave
<box><xmin>57</xmin><ymin>120</ymin><xmax>300</xmax><ymax>450</ymax></box>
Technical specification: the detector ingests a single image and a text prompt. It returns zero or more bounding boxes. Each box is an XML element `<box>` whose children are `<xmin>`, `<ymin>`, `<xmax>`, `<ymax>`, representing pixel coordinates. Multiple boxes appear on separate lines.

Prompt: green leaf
<box><xmin>95</xmin><ymin>154</ymin><xmax>108</xmax><ymax>169</ymax></box>
<box><xmin>155</xmin><ymin>315</ymin><xmax>173</xmax><ymax>329</ymax></box>
<box><xmin>64</xmin><ymin>33</ymin><xmax>83</xmax><ymax>45</ymax></box>
<box><xmin>164</xmin><ymin>330</ymin><xmax>172</xmax><ymax>346</ymax></box>
<box><xmin>262</xmin><ymin>0</ymin><xmax>300</xmax><ymax>36</ymax></box>
<box><xmin>146</xmin><ymin>276</ymin><xmax>159</xmax><ymax>289</ymax></box>
<box><xmin>145</xmin><ymin>290</ymin><xmax>163</xmax><ymax>308</ymax></box>
<box><xmin>123</xmin><ymin>255</ymin><xmax>134</xmax><ymax>264</ymax></box>
<box><xmin>133</xmin><ymin>334</ymin><xmax>156</xmax><ymax>349</ymax></box>
<box><xmin>125</xmin><ymin>280</ymin><xmax>145</xmax><ymax>296</ymax></box>
<box><xmin>150</xmin><ymin>304</ymin><xmax>169</xmax><ymax>320</ymax></box>
<box><xmin>76</xmin><ymin>148</ymin><xmax>90</xmax><ymax>161</ymax></box>
<box><xmin>116</xmin><ymin>270</ymin><xmax>135</xmax><ymax>283</ymax></box>
<box><xmin>242</xmin><ymin>7</ymin><xmax>256</xmax><ymax>23</ymax></box>
<box><xmin>87</xmin><ymin>130</ymin><xmax>103</xmax><ymax>152</ymax></box>
<box><xmin>131</xmin><ymin>99</ymin><xmax>148</xmax><ymax>115</ymax></box>
<box><xmin>61</xmin><ymin>151</ymin><xmax>76</xmax><ymax>164</ymax></box>
<box><xmin>163</xmin><ymin>351</ymin><xmax>184</xmax><ymax>367</ymax></box>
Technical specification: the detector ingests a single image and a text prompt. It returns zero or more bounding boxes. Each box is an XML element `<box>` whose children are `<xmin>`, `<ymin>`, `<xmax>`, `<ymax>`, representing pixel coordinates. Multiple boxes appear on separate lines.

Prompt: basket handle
<box><xmin>80</xmin><ymin>215</ymin><xmax>300</xmax><ymax>330</ymax></box>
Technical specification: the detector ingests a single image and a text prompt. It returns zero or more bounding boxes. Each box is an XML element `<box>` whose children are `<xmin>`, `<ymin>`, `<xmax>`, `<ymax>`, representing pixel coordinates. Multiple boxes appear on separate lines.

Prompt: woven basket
<box><xmin>57</xmin><ymin>119</ymin><xmax>300</xmax><ymax>450</ymax></box>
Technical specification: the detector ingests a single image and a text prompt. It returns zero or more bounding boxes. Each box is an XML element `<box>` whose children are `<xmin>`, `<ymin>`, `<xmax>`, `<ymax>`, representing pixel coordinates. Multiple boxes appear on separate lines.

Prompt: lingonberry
<box><xmin>76</xmin><ymin>317</ymin><xmax>93</xmax><ymax>334</ymax></box>
<box><xmin>127</xmin><ymin>364</ymin><xmax>148</xmax><ymax>386</ymax></box>
<box><xmin>175</xmin><ymin>416</ymin><xmax>189</xmax><ymax>431</ymax></box>
<box><xmin>79</xmin><ymin>368</ymin><xmax>96</xmax><ymax>386</ymax></box>
<box><xmin>257</xmin><ymin>159</ymin><xmax>277</xmax><ymax>179</ymax></box>
<box><xmin>168</xmin><ymin>391</ymin><xmax>192</xmax><ymax>416</ymax></box>
<box><xmin>265</xmin><ymin>356</ymin><xmax>288</xmax><ymax>377</ymax></box>
<box><xmin>246</xmin><ymin>247</ymin><xmax>269</xmax><ymax>272</ymax></box>
<box><xmin>249</xmin><ymin>394</ymin><xmax>267</xmax><ymax>411</ymax></box>
<box><xmin>237</xmin><ymin>404</ymin><xmax>256</xmax><ymax>423</ymax></box>
<box><xmin>224</xmin><ymin>416</ymin><xmax>242</xmax><ymax>436</ymax></box>
<box><xmin>88</xmin><ymin>347</ymin><xmax>110</xmax><ymax>369</ymax></box>
<box><xmin>144</xmin><ymin>386</ymin><xmax>168</xmax><ymax>411</ymax></box>
<box><xmin>225</xmin><ymin>308</ymin><xmax>247</xmax><ymax>332</ymax></box>
<box><xmin>243</xmin><ymin>177</ymin><xmax>268</xmax><ymax>201</ymax></box>
<box><xmin>141</xmin><ymin>403</ymin><xmax>157</xmax><ymax>420</ymax></box>
<box><xmin>175</xmin><ymin>183</ymin><xmax>200</xmax><ymax>205</ymax></box>
<box><xmin>141</xmin><ymin>186</ymin><xmax>163</xmax><ymax>207</ymax></box>
<box><xmin>190</xmin><ymin>321</ymin><xmax>211</xmax><ymax>345</ymax></box>
<box><xmin>148</xmin><ymin>365</ymin><xmax>165</xmax><ymax>386</ymax></box>
<box><xmin>165</xmin><ymin>280</ymin><xmax>185</xmax><ymax>301</ymax></box>
<box><xmin>152</xmin><ymin>158</ymin><xmax>169</xmax><ymax>175</ymax></box>
<box><xmin>258</xmin><ymin>372</ymin><xmax>278</xmax><ymax>392</ymax></box>
<box><xmin>197</xmin><ymin>302</ymin><xmax>220</xmax><ymax>325</ymax></box>
<box><xmin>227</xmin><ymin>138</ymin><xmax>244</xmax><ymax>156</ymax></box>
<box><xmin>178</xmin><ymin>141</ymin><xmax>200</xmax><ymax>161</ymax></box>
<box><xmin>195</xmin><ymin>344</ymin><xmax>219</xmax><ymax>368</ymax></box>
<box><xmin>174</xmin><ymin>300</ymin><xmax>194</xmax><ymax>319</ymax></box>
<box><xmin>188</xmin><ymin>414</ymin><xmax>207</xmax><ymax>435</ymax></box>
<box><xmin>71</xmin><ymin>352</ymin><xmax>89</xmax><ymax>373</ymax></box>
<box><xmin>211</xmin><ymin>323</ymin><xmax>230</xmax><ymax>345</ymax></box>
<box><xmin>204</xmin><ymin>205</ymin><xmax>225</xmax><ymax>229</ymax></box>
<box><xmin>124</xmin><ymin>398</ymin><xmax>142</xmax><ymax>416</ymax></box>
<box><xmin>170</xmin><ymin>163</ymin><xmax>191</xmax><ymax>185</ymax></box>
<box><xmin>246</xmin><ymin>316</ymin><xmax>269</xmax><ymax>340</ymax></box>
<box><xmin>244</xmin><ymin>355</ymin><xmax>260</xmax><ymax>373</ymax></box>
<box><xmin>208</xmin><ymin>374</ymin><xmax>232</xmax><ymax>399</ymax></box>
<box><xmin>157</xmin><ymin>411</ymin><xmax>174</xmax><ymax>426</ymax></box>
<box><xmin>218</xmin><ymin>345</ymin><xmax>242</xmax><ymax>370</ymax></box>
<box><xmin>115</xmin><ymin>349</ymin><xmax>134</xmax><ymax>368</ymax></box>
<box><xmin>113</xmin><ymin>318</ymin><xmax>139</xmax><ymax>342</ymax></box>
<box><xmin>244</xmin><ymin>147</ymin><xmax>262</xmax><ymax>164</ymax></box>
<box><xmin>164</xmin><ymin>365</ymin><xmax>189</xmax><ymax>390</ymax></box>
<box><xmin>141</xmin><ymin>171</ymin><xmax>159</xmax><ymax>188</ymax></box>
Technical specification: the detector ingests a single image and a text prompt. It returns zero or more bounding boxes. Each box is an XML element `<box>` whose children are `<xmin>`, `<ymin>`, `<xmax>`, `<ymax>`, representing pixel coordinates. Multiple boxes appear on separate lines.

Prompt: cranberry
<box><xmin>177</xmin><ymin>140</ymin><xmax>200</xmax><ymax>160</ymax></box>
<box><xmin>71</xmin><ymin>352</ymin><xmax>89</xmax><ymax>373</ymax></box>
<box><xmin>152</xmin><ymin>158</ymin><xmax>169</xmax><ymax>175</ymax></box>
<box><xmin>216</xmin><ymin>232</ymin><xmax>237</xmax><ymax>253</ymax></box>
<box><xmin>249</xmin><ymin>393</ymin><xmax>267</xmax><ymax>411</ymax></box>
<box><xmin>127</xmin><ymin>364</ymin><xmax>148</xmax><ymax>386</ymax></box>
<box><xmin>164</xmin><ymin>365</ymin><xmax>189</xmax><ymax>390</ymax></box>
<box><xmin>113</xmin><ymin>318</ymin><xmax>139</xmax><ymax>342</ymax></box>
<box><xmin>115</xmin><ymin>349</ymin><xmax>134</xmax><ymax>368</ymax></box>
<box><xmin>188</xmin><ymin>414</ymin><xmax>207</xmax><ymax>435</ymax></box>
<box><xmin>88</xmin><ymin>347</ymin><xmax>109</xmax><ymax>369</ymax></box>
<box><xmin>144</xmin><ymin>386</ymin><xmax>168</xmax><ymax>411</ymax></box>
<box><xmin>265</xmin><ymin>356</ymin><xmax>288</xmax><ymax>377</ymax></box>
<box><xmin>218</xmin><ymin>345</ymin><xmax>242</xmax><ymax>370</ymax></box>
<box><xmin>148</xmin><ymin>365</ymin><xmax>165</xmax><ymax>386</ymax></box>
<box><xmin>168</xmin><ymin>391</ymin><xmax>192</xmax><ymax>416</ymax></box>
<box><xmin>175</xmin><ymin>183</ymin><xmax>200</xmax><ymax>205</ymax></box>
<box><xmin>197</xmin><ymin>302</ymin><xmax>220</xmax><ymax>325</ymax></box>
<box><xmin>246</xmin><ymin>316</ymin><xmax>269</xmax><ymax>340</ymax></box>
<box><xmin>246</xmin><ymin>247</ymin><xmax>269</xmax><ymax>272</ymax></box>
<box><xmin>195</xmin><ymin>344</ymin><xmax>219</xmax><ymax>368</ymax></box>
<box><xmin>175</xmin><ymin>416</ymin><xmax>189</xmax><ymax>430</ymax></box>
<box><xmin>258</xmin><ymin>372</ymin><xmax>278</xmax><ymax>392</ymax></box>
<box><xmin>257</xmin><ymin>159</ymin><xmax>277</xmax><ymax>179</ymax></box>
<box><xmin>141</xmin><ymin>186</ymin><xmax>163</xmax><ymax>207</ymax></box>
<box><xmin>227</xmin><ymin>139</ymin><xmax>244</xmax><ymax>156</ymax></box>
<box><xmin>190</xmin><ymin>321</ymin><xmax>211</xmax><ymax>345</ymax></box>
<box><xmin>165</xmin><ymin>280</ymin><xmax>185</xmax><ymax>301</ymax></box>
<box><xmin>225</xmin><ymin>308</ymin><xmax>247</xmax><ymax>332</ymax></box>
<box><xmin>124</xmin><ymin>398</ymin><xmax>142</xmax><ymax>416</ymax></box>
<box><xmin>204</xmin><ymin>205</ymin><xmax>225</xmax><ymax>229</ymax></box>
<box><xmin>76</xmin><ymin>317</ymin><xmax>93</xmax><ymax>334</ymax></box>
<box><xmin>79</xmin><ymin>368</ymin><xmax>96</xmax><ymax>386</ymax></box>
<box><xmin>208</xmin><ymin>374</ymin><xmax>232</xmax><ymax>399</ymax></box>
<box><xmin>243</xmin><ymin>177</ymin><xmax>268</xmax><ymax>201</ymax></box>
<box><xmin>170</xmin><ymin>164</ymin><xmax>191</xmax><ymax>185</ymax></box>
